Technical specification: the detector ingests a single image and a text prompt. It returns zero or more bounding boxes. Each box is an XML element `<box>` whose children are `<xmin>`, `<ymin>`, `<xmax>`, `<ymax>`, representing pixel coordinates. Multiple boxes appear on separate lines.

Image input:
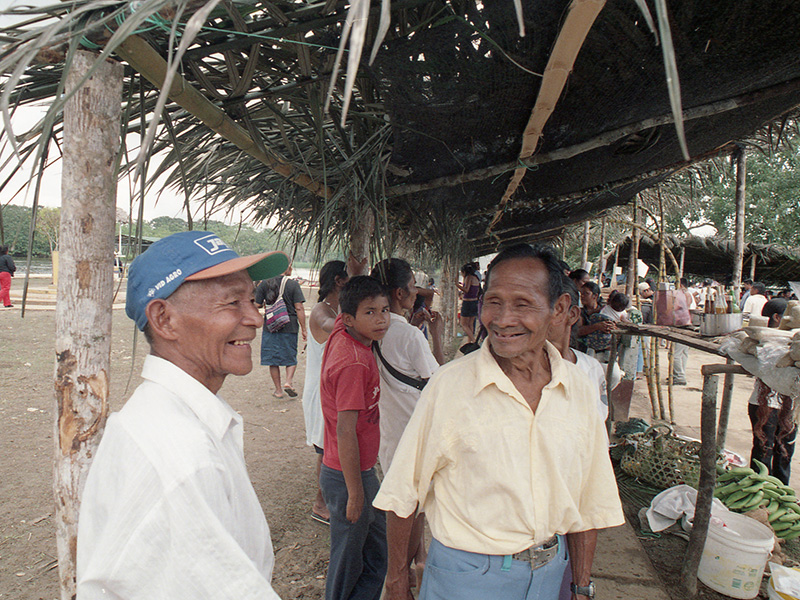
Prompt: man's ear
<box><xmin>552</xmin><ymin>293</ymin><xmax>571</xmax><ymax>323</ymax></box>
<box><xmin>145</xmin><ymin>299</ymin><xmax>181</xmax><ymax>341</ymax></box>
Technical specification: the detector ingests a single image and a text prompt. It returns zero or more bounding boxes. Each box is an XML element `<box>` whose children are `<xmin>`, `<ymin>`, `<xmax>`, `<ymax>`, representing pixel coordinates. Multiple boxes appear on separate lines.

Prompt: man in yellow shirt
<box><xmin>373</xmin><ymin>244</ymin><xmax>624</xmax><ymax>600</ymax></box>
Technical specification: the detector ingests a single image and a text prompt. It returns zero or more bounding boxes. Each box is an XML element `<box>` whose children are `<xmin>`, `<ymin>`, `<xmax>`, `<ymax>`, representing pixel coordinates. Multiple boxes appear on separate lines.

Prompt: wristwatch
<box><xmin>570</xmin><ymin>581</ymin><xmax>595</xmax><ymax>598</ymax></box>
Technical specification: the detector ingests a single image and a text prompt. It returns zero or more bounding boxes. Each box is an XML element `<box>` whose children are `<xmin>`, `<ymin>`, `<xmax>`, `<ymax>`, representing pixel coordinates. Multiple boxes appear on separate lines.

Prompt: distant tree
<box><xmin>36</xmin><ymin>207</ymin><xmax>61</xmax><ymax>254</ymax></box>
<box><xmin>0</xmin><ymin>204</ymin><xmax>52</xmax><ymax>256</ymax></box>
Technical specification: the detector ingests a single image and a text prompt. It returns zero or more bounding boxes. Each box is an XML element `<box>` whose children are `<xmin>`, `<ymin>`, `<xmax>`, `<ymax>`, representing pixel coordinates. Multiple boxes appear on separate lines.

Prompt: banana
<box><xmin>763</xmin><ymin>489</ymin><xmax>783</xmax><ymax>501</ymax></box>
<box><xmin>742</xmin><ymin>491</ymin><xmax>766</xmax><ymax>509</ymax></box>
<box><xmin>715</xmin><ymin>481</ymin><xmax>745</xmax><ymax>497</ymax></box>
<box><xmin>770</xmin><ymin>507</ymin><xmax>789</xmax><ymax>523</ymax></box>
<box><xmin>730</xmin><ymin>495</ymin><xmax>759</xmax><ymax>511</ymax></box>
<box><xmin>730</xmin><ymin>466</ymin><xmax>757</xmax><ymax>477</ymax></box>
<box><xmin>767</xmin><ymin>500</ymin><xmax>780</xmax><ymax>513</ymax></box>
<box><xmin>753</xmin><ymin>458</ymin><xmax>770</xmax><ymax>477</ymax></box>
<box><xmin>779</xmin><ymin>529</ymin><xmax>800</xmax><ymax>540</ymax></box>
<box><xmin>778</xmin><ymin>512</ymin><xmax>800</xmax><ymax>523</ymax></box>
<box><xmin>741</xmin><ymin>481</ymin><xmax>765</xmax><ymax>494</ymax></box>
<box><xmin>723</xmin><ymin>490</ymin><xmax>750</xmax><ymax>506</ymax></box>
<box><xmin>784</xmin><ymin>502</ymin><xmax>800</xmax><ymax>514</ymax></box>
<box><xmin>773</xmin><ymin>520</ymin><xmax>794</xmax><ymax>532</ymax></box>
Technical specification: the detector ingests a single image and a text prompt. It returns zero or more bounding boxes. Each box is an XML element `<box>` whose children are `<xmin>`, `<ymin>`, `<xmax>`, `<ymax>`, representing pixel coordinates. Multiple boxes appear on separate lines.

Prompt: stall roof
<box><xmin>2</xmin><ymin>1</ymin><xmax>800</xmax><ymax>256</ymax></box>
<box><xmin>612</xmin><ymin>235</ymin><xmax>800</xmax><ymax>285</ymax></box>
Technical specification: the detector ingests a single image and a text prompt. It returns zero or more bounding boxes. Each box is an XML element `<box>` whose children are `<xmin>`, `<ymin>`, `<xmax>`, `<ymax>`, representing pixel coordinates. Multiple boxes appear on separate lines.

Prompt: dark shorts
<box><xmin>461</xmin><ymin>300</ymin><xmax>479</xmax><ymax>318</ymax></box>
<box><xmin>260</xmin><ymin>330</ymin><xmax>299</xmax><ymax>366</ymax></box>
<box><xmin>314</xmin><ymin>444</ymin><xmax>324</xmax><ymax>455</ymax></box>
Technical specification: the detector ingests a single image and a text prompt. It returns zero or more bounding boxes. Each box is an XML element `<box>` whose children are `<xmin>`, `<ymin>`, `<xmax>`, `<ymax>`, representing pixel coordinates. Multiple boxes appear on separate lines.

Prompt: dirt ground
<box><xmin>1</xmin><ymin>284</ymin><xmax>799</xmax><ymax>600</ymax></box>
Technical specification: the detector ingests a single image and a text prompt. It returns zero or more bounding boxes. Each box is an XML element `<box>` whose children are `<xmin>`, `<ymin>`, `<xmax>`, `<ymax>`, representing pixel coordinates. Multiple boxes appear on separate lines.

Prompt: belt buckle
<box><xmin>530</xmin><ymin>544</ymin><xmax>558</xmax><ymax>570</ymax></box>
<box><xmin>516</xmin><ymin>536</ymin><xmax>558</xmax><ymax>571</ymax></box>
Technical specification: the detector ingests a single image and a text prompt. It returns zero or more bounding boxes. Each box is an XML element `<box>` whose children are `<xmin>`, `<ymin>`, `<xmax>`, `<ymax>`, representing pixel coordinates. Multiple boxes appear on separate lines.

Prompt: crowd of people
<box><xmin>73</xmin><ymin>232</ymin><xmax>624</xmax><ymax>600</ymax></box>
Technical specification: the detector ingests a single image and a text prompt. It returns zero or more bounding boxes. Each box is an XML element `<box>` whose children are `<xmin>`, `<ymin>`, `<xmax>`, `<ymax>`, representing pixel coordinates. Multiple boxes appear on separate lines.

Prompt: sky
<box><xmin>0</xmin><ymin>1</ymin><xmax>248</xmax><ymax>224</ymax></box>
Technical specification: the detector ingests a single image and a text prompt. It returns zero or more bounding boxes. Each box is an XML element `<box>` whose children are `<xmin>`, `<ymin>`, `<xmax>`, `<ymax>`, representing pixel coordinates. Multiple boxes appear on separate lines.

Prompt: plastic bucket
<box><xmin>697</xmin><ymin>512</ymin><xmax>774</xmax><ymax>599</ymax></box>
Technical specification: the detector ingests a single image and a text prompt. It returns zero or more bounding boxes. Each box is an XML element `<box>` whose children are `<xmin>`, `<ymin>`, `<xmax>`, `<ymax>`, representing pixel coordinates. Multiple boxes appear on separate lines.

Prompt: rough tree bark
<box><xmin>54</xmin><ymin>51</ymin><xmax>122</xmax><ymax>599</ymax></box>
<box><xmin>347</xmin><ymin>209</ymin><xmax>374</xmax><ymax>276</ymax></box>
<box><xmin>440</xmin><ymin>252</ymin><xmax>460</xmax><ymax>351</ymax></box>
<box><xmin>732</xmin><ymin>146</ymin><xmax>746</xmax><ymax>299</ymax></box>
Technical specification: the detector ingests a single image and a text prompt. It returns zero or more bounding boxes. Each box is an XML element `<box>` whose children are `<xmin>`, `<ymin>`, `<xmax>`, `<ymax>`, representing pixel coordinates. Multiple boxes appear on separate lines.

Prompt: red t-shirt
<box><xmin>321</xmin><ymin>315</ymin><xmax>381</xmax><ymax>471</ymax></box>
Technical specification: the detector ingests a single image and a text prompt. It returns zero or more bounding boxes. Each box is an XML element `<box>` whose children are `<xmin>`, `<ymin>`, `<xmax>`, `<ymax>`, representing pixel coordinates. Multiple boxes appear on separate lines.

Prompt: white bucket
<box><xmin>697</xmin><ymin>511</ymin><xmax>774</xmax><ymax>599</ymax></box>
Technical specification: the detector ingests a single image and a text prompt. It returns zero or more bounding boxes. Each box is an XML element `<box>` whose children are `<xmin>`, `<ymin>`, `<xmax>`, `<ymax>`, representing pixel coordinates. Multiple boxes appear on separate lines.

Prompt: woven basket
<box><xmin>619</xmin><ymin>424</ymin><xmax>719</xmax><ymax>489</ymax></box>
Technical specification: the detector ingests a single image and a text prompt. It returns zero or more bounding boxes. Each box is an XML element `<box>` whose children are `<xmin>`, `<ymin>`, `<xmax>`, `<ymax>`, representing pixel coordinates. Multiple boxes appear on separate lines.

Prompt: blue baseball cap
<box><xmin>126</xmin><ymin>231</ymin><xmax>289</xmax><ymax>330</ymax></box>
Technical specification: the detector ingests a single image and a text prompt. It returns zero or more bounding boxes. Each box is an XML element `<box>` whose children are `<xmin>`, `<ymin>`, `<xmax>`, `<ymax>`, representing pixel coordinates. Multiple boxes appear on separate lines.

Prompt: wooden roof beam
<box><xmin>115</xmin><ymin>34</ymin><xmax>332</xmax><ymax>199</ymax></box>
<box><xmin>490</xmin><ymin>0</ymin><xmax>606</xmax><ymax>229</ymax></box>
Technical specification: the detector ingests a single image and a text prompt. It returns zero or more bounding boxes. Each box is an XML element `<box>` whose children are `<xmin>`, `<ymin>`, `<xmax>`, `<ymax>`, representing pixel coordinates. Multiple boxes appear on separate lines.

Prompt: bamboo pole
<box><xmin>114</xmin><ymin>35</ymin><xmax>332</xmax><ymax>199</ymax></box>
<box><xmin>679</xmin><ymin>246</ymin><xmax>685</xmax><ymax>281</ymax></box>
<box><xmin>750</xmin><ymin>254</ymin><xmax>757</xmax><ymax>280</ymax></box>
<box><xmin>667</xmin><ymin>343</ymin><xmax>675</xmax><ymax>423</ymax></box>
<box><xmin>491</xmin><ymin>0</ymin><xmax>607</xmax><ymax>229</ymax></box>
<box><xmin>626</xmin><ymin>198</ymin><xmax>638</xmax><ymax>298</ymax></box>
<box><xmin>581</xmin><ymin>220</ymin><xmax>590</xmax><ymax>269</ymax></box>
<box><xmin>732</xmin><ymin>146</ymin><xmax>747</xmax><ymax>299</ymax></box>
<box><xmin>598</xmin><ymin>217</ymin><xmax>607</xmax><ymax>285</ymax></box>
<box><xmin>54</xmin><ymin>51</ymin><xmax>122</xmax><ymax>600</ymax></box>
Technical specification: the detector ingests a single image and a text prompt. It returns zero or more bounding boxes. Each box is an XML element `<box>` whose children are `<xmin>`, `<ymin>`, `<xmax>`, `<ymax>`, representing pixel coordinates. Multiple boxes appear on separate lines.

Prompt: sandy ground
<box><xmin>1</xmin><ymin>279</ymin><xmax>798</xmax><ymax>600</ymax></box>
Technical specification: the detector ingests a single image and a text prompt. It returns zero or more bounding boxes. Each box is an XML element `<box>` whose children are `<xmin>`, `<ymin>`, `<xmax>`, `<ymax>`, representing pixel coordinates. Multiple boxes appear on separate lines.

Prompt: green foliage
<box><xmin>0</xmin><ymin>204</ymin><xmax>52</xmax><ymax>257</ymax></box>
<box><xmin>664</xmin><ymin>146</ymin><xmax>800</xmax><ymax>247</ymax></box>
<box><xmin>120</xmin><ymin>217</ymin><xmax>343</xmax><ymax>265</ymax></box>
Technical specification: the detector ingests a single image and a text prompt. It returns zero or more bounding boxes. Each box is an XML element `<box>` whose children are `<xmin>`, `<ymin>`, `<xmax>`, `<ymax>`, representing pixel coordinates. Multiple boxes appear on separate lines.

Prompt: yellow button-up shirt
<box><xmin>373</xmin><ymin>340</ymin><xmax>624</xmax><ymax>555</ymax></box>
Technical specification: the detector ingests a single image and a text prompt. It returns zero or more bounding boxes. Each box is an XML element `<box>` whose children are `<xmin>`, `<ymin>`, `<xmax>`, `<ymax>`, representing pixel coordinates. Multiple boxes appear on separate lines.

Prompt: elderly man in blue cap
<box><xmin>76</xmin><ymin>232</ymin><xmax>288</xmax><ymax>600</ymax></box>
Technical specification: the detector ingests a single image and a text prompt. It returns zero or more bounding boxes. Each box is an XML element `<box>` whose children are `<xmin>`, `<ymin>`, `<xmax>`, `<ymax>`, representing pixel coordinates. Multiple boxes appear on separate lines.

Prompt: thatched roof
<box><xmin>613</xmin><ymin>235</ymin><xmax>800</xmax><ymax>284</ymax></box>
<box><xmin>3</xmin><ymin>1</ymin><xmax>800</xmax><ymax>257</ymax></box>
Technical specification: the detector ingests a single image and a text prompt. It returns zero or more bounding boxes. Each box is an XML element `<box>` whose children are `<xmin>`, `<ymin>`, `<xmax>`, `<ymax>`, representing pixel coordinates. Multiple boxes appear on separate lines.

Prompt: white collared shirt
<box><xmin>77</xmin><ymin>355</ymin><xmax>280</xmax><ymax>600</ymax></box>
<box><xmin>374</xmin><ymin>341</ymin><xmax>624</xmax><ymax>554</ymax></box>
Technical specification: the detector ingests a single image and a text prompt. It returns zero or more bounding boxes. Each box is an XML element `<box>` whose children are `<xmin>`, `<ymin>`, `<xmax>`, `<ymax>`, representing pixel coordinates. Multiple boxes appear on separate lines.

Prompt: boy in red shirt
<box><xmin>320</xmin><ymin>276</ymin><xmax>390</xmax><ymax>600</ymax></box>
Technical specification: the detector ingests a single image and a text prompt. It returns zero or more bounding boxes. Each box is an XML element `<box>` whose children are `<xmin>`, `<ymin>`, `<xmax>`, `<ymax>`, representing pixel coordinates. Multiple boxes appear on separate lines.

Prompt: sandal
<box><xmin>283</xmin><ymin>386</ymin><xmax>298</xmax><ymax>398</ymax></box>
<box><xmin>311</xmin><ymin>511</ymin><xmax>330</xmax><ymax>525</ymax></box>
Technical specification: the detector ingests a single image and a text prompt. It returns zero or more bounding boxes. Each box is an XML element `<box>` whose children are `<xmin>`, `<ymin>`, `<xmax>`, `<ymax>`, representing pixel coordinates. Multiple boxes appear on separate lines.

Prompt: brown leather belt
<box><xmin>510</xmin><ymin>536</ymin><xmax>559</xmax><ymax>570</ymax></box>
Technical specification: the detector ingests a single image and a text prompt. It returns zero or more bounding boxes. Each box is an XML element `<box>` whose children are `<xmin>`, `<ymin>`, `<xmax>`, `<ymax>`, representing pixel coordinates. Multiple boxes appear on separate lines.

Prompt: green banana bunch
<box><xmin>714</xmin><ymin>459</ymin><xmax>800</xmax><ymax>540</ymax></box>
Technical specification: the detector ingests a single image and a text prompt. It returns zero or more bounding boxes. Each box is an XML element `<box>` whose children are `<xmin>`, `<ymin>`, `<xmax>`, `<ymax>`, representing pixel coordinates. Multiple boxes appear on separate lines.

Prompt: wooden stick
<box><xmin>681</xmin><ymin>372</ymin><xmax>719</xmax><ymax>597</ymax></box>
<box><xmin>114</xmin><ymin>35</ymin><xmax>332</xmax><ymax>199</ymax></box>
<box><xmin>717</xmin><ymin>358</ymin><xmax>738</xmax><ymax>452</ymax></box>
<box><xmin>732</xmin><ymin>147</ymin><xmax>747</xmax><ymax>299</ymax></box>
<box><xmin>491</xmin><ymin>0</ymin><xmax>607</xmax><ymax>229</ymax></box>
<box><xmin>385</xmin><ymin>78</ymin><xmax>800</xmax><ymax>198</ymax></box>
<box><xmin>654</xmin><ymin>335</ymin><xmax>666</xmax><ymax>420</ymax></box>
<box><xmin>667</xmin><ymin>342</ymin><xmax>675</xmax><ymax>424</ymax></box>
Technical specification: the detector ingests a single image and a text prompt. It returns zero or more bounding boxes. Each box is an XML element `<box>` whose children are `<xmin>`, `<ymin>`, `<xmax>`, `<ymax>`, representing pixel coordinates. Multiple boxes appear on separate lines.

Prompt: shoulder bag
<box><xmin>264</xmin><ymin>276</ymin><xmax>291</xmax><ymax>332</ymax></box>
<box><xmin>372</xmin><ymin>341</ymin><xmax>428</xmax><ymax>390</ymax></box>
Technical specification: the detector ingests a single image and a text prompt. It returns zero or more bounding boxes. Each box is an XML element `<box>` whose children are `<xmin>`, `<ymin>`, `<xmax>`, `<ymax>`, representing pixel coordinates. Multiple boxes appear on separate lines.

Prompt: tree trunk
<box><xmin>347</xmin><ymin>209</ymin><xmax>374</xmax><ymax>276</ymax></box>
<box><xmin>750</xmin><ymin>254</ymin><xmax>757</xmax><ymax>281</ymax></box>
<box><xmin>54</xmin><ymin>51</ymin><xmax>122</xmax><ymax>600</ymax></box>
<box><xmin>580</xmin><ymin>220</ymin><xmax>590</xmax><ymax>269</ymax></box>
<box><xmin>440</xmin><ymin>252</ymin><xmax>460</xmax><ymax>351</ymax></box>
<box><xmin>732</xmin><ymin>147</ymin><xmax>747</xmax><ymax>299</ymax></box>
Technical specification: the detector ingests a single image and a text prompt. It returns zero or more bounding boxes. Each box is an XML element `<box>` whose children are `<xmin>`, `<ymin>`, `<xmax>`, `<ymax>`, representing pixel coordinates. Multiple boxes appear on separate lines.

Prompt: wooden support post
<box><xmin>54</xmin><ymin>51</ymin><xmax>122</xmax><ymax>600</ymax></box>
<box><xmin>598</xmin><ymin>217</ymin><xmax>607</xmax><ymax>285</ymax></box>
<box><xmin>732</xmin><ymin>147</ymin><xmax>746</xmax><ymax>299</ymax></box>
<box><xmin>681</xmin><ymin>371</ymin><xmax>719</xmax><ymax>597</ymax></box>
<box><xmin>581</xmin><ymin>220</ymin><xmax>590</xmax><ymax>269</ymax></box>
<box><xmin>626</xmin><ymin>198</ymin><xmax>639</xmax><ymax>298</ymax></box>
<box><xmin>667</xmin><ymin>342</ymin><xmax>675</xmax><ymax>423</ymax></box>
<box><xmin>606</xmin><ymin>334</ymin><xmax>618</xmax><ymax>429</ymax></box>
<box><xmin>717</xmin><ymin>360</ymin><xmax>747</xmax><ymax>452</ymax></box>
<box><xmin>750</xmin><ymin>254</ymin><xmax>757</xmax><ymax>281</ymax></box>
<box><xmin>679</xmin><ymin>246</ymin><xmax>685</xmax><ymax>281</ymax></box>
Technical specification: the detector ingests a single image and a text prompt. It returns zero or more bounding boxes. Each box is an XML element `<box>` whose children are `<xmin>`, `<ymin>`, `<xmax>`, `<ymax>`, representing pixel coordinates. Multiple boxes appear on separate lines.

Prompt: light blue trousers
<box><xmin>420</xmin><ymin>537</ymin><xmax>568</xmax><ymax>600</ymax></box>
